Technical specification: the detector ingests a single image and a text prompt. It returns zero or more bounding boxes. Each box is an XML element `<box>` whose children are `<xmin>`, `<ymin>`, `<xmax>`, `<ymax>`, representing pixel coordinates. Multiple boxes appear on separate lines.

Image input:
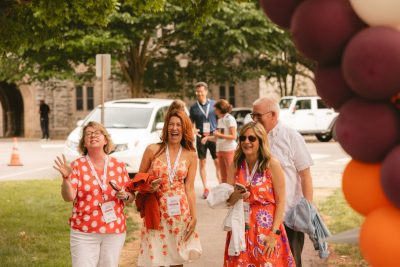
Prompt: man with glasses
<box><xmin>252</xmin><ymin>96</ymin><xmax>314</xmax><ymax>267</ymax></box>
<box><xmin>189</xmin><ymin>82</ymin><xmax>221</xmax><ymax>199</ymax></box>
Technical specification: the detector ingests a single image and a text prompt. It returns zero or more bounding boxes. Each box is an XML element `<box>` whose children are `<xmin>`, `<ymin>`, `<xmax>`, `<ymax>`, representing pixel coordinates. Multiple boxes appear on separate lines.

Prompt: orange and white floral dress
<box><xmin>138</xmin><ymin>157</ymin><xmax>202</xmax><ymax>267</ymax></box>
<box><xmin>224</xmin><ymin>161</ymin><xmax>295</xmax><ymax>267</ymax></box>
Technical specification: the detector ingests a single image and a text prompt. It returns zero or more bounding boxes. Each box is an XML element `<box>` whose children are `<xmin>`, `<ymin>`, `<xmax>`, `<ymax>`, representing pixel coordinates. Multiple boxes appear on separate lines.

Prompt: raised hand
<box><xmin>53</xmin><ymin>154</ymin><xmax>72</xmax><ymax>179</ymax></box>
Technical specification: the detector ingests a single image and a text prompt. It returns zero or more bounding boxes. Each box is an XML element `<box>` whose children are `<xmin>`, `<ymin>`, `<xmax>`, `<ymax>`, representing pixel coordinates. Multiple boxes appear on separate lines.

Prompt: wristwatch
<box><xmin>271</xmin><ymin>229</ymin><xmax>281</xmax><ymax>236</ymax></box>
<box><xmin>124</xmin><ymin>194</ymin><xmax>130</xmax><ymax>201</ymax></box>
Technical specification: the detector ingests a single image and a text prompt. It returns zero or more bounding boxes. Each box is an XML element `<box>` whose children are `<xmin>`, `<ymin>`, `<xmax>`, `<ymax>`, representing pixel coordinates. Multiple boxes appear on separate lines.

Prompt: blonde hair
<box><xmin>78</xmin><ymin>121</ymin><xmax>115</xmax><ymax>155</ymax></box>
<box><xmin>233</xmin><ymin>122</ymin><xmax>271</xmax><ymax>172</ymax></box>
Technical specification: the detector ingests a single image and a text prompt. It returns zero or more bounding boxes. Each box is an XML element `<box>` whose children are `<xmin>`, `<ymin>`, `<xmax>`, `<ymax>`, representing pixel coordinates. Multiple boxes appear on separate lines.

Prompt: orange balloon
<box><xmin>360</xmin><ymin>205</ymin><xmax>400</xmax><ymax>267</ymax></box>
<box><xmin>342</xmin><ymin>160</ymin><xmax>390</xmax><ymax>216</ymax></box>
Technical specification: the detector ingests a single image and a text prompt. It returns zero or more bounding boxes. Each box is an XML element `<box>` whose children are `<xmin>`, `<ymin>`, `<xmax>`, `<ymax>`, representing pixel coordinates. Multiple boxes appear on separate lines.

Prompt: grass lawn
<box><xmin>318</xmin><ymin>189</ymin><xmax>369</xmax><ymax>267</ymax></box>
<box><xmin>0</xmin><ymin>179</ymin><xmax>138</xmax><ymax>267</ymax></box>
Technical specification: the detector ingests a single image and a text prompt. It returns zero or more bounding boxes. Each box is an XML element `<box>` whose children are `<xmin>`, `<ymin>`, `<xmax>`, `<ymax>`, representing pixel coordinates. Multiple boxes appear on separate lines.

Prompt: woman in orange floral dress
<box><xmin>137</xmin><ymin>109</ymin><xmax>202</xmax><ymax>267</ymax></box>
<box><xmin>225</xmin><ymin>122</ymin><xmax>295</xmax><ymax>267</ymax></box>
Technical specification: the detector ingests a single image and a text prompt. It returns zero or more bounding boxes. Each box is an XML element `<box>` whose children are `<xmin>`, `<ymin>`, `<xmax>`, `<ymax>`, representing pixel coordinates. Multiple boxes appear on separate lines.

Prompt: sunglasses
<box><xmin>239</xmin><ymin>135</ymin><xmax>257</xmax><ymax>142</ymax></box>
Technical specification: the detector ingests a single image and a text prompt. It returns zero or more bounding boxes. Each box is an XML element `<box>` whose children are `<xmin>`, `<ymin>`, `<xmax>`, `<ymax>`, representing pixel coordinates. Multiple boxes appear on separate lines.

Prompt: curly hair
<box><xmin>233</xmin><ymin>121</ymin><xmax>271</xmax><ymax>173</ymax></box>
<box><xmin>78</xmin><ymin>121</ymin><xmax>115</xmax><ymax>155</ymax></box>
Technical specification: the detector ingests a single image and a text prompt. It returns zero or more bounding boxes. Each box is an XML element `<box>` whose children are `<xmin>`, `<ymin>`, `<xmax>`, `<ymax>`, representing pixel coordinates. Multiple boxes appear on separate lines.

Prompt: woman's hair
<box><xmin>78</xmin><ymin>121</ymin><xmax>115</xmax><ymax>155</ymax></box>
<box><xmin>233</xmin><ymin>121</ymin><xmax>271</xmax><ymax>173</ymax></box>
<box><xmin>214</xmin><ymin>99</ymin><xmax>232</xmax><ymax>114</ymax></box>
<box><xmin>167</xmin><ymin>99</ymin><xmax>186</xmax><ymax>115</ymax></box>
<box><xmin>155</xmin><ymin>109</ymin><xmax>195</xmax><ymax>157</ymax></box>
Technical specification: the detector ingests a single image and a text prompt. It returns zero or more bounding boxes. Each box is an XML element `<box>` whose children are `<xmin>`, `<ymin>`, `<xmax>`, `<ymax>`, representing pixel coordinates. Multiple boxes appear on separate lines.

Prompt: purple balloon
<box><xmin>342</xmin><ymin>27</ymin><xmax>400</xmax><ymax>100</ymax></box>
<box><xmin>315</xmin><ymin>65</ymin><xmax>356</xmax><ymax>110</ymax></box>
<box><xmin>290</xmin><ymin>0</ymin><xmax>365</xmax><ymax>65</ymax></box>
<box><xmin>381</xmin><ymin>145</ymin><xmax>400</xmax><ymax>208</ymax></box>
<box><xmin>336</xmin><ymin>98</ymin><xmax>400</xmax><ymax>162</ymax></box>
<box><xmin>259</xmin><ymin>0</ymin><xmax>302</xmax><ymax>29</ymax></box>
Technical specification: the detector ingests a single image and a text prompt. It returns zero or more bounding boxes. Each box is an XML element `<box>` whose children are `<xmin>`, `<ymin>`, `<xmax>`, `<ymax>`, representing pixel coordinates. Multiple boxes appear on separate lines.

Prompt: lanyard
<box><xmin>197</xmin><ymin>100</ymin><xmax>210</xmax><ymax>119</ymax></box>
<box><xmin>86</xmin><ymin>155</ymin><xmax>109</xmax><ymax>192</ymax></box>
<box><xmin>245</xmin><ymin>160</ymin><xmax>259</xmax><ymax>184</ymax></box>
<box><xmin>166</xmin><ymin>145</ymin><xmax>182</xmax><ymax>185</ymax></box>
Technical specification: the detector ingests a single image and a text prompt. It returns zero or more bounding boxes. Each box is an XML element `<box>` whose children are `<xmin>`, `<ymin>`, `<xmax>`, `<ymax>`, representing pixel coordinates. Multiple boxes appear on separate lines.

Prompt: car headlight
<box><xmin>113</xmin><ymin>144</ymin><xmax>129</xmax><ymax>152</ymax></box>
<box><xmin>65</xmin><ymin>140</ymin><xmax>79</xmax><ymax>151</ymax></box>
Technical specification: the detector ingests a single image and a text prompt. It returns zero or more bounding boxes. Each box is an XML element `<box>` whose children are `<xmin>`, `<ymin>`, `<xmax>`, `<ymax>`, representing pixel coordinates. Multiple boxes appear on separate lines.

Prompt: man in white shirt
<box><xmin>252</xmin><ymin>96</ymin><xmax>314</xmax><ymax>267</ymax></box>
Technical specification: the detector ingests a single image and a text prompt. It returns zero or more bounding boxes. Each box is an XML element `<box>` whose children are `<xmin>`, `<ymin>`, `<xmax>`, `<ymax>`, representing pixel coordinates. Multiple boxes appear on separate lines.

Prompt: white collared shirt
<box><xmin>268</xmin><ymin>121</ymin><xmax>314</xmax><ymax>215</ymax></box>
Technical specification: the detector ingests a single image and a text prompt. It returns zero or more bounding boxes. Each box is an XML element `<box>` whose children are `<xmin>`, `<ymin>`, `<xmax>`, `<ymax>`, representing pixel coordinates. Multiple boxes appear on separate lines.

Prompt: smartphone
<box><xmin>109</xmin><ymin>181</ymin><xmax>121</xmax><ymax>191</ymax></box>
<box><xmin>235</xmin><ymin>183</ymin><xmax>247</xmax><ymax>192</ymax></box>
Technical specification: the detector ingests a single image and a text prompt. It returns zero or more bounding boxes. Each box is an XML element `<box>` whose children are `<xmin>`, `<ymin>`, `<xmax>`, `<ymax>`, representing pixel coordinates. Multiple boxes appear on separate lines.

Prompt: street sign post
<box><xmin>96</xmin><ymin>54</ymin><xmax>111</xmax><ymax>124</ymax></box>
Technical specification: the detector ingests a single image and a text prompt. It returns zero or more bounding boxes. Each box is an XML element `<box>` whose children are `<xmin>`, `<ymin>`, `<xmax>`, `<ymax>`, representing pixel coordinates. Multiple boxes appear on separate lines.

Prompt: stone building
<box><xmin>0</xmin><ymin>72</ymin><xmax>315</xmax><ymax>139</ymax></box>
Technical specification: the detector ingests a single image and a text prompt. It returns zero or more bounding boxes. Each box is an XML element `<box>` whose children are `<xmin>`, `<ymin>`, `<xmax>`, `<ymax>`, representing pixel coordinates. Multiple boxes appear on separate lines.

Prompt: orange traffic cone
<box><xmin>8</xmin><ymin>137</ymin><xmax>23</xmax><ymax>166</ymax></box>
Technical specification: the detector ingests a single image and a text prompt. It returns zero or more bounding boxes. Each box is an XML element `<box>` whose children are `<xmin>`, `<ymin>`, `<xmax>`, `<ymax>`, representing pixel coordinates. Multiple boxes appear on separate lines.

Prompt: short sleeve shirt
<box><xmin>68</xmin><ymin>156</ymin><xmax>131</xmax><ymax>234</ymax></box>
<box><xmin>268</xmin><ymin>122</ymin><xmax>314</xmax><ymax>214</ymax></box>
<box><xmin>216</xmin><ymin>113</ymin><xmax>237</xmax><ymax>152</ymax></box>
<box><xmin>189</xmin><ymin>99</ymin><xmax>217</xmax><ymax>134</ymax></box>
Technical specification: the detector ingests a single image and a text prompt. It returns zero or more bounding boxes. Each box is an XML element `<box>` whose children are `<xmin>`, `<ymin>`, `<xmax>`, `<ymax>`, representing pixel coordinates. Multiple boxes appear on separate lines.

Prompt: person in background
<box><xmin>252</xmin><ymin>96</ymin><xmax>314</xmax><ymax>267</ymax></box>
<box><xmin>189</xmin><ymin>82</ymin><xmax>221</xmax><ymax>198</ymax></box>
<box><xmin>201</xmin><ymin>99</ymin><xmax>237</xmax><ymax>183</ymax></box>
<box><xmin>53</xmin><ymin>121</ymin><xmax>134</xmax><ymax>267</ymax></box>
<box><xmin>167</xmin><ymin>99</ymin><xmax>187</xmax><ymax>114</ymax></box>
<box><xmin>225</xmin><ymin>122</ymin><xmax>294</xmax><ymax>266</ymax></box>
<box><xmin>39</xmin><ymin>100</ymin><xmax>50</xmax><ymax>140</ymax></box>
<box><xmin>137</xmin><ymin>109</ymin><xmax>202</xmax><ymax>267</ymax></box>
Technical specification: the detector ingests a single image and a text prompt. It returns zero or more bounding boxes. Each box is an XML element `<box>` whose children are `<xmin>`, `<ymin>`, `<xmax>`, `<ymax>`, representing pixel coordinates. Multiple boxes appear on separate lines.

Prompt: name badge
<box><xmin>243</xmin><ymin>202</ymin><xmax>250</xmax><ymax>224</ymax></box>
<box><xmin>203</xmin><ymin>122</ymin><xmax>211</xmax><ymax>136</ymax></box>
<box><xmin>167</xmin><ymin>196</ymin><xmax>181</xmax><ymax>216</ymax></box>
<box><xmin>101</xmin><ymin>201</ymin><xmax>117</xmax><ymax>224</ymax></box>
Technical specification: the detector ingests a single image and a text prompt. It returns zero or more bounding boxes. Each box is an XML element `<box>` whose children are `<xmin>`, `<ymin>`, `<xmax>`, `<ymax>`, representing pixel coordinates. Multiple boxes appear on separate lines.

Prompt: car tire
<box><xmin>315</xmin><ymin>133</ymin><xmax>333</xmax><ymax>142</ymax></box>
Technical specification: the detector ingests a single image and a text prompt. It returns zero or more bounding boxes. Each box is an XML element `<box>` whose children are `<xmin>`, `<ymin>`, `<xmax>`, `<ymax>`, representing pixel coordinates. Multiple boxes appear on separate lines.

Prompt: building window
<box><xmin>219</xmin><ymin>85</ymin><xmax>226</xmax><ymax>99</ymax></box>
<box><xmin>76</xmin><ymin>86</ymin><xmax>83</xmax><ymax>111</ymax></box>
<box><xmin>87</xmin><ymin>87</ymin><xmax>94</xmax><ymax>110</ymax></box>
<box><xmin>76</xmin><ymin>85</ymin><xmax>94</xmax><ymax>111</ymax></box>
<box><xmin>229</xmin><ymin>84</ymin><xmax>235</xmax><ymax>107</ymax></box>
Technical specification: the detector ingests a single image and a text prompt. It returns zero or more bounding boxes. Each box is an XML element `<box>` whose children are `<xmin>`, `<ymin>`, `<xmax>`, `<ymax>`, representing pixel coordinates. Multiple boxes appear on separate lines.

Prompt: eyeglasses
<box><xmin>84</xmin><ymin>130</ymin><xmax>103</xmax><ymax>138</ymax></box>
<box><xmin>239</xmin><ymin>135</ymin><xmax>258</xmax><ymax>142</ymax></box>
<box><xmin>250</xmin><ymin>111</ymin><xmax>272</xmax><ymax>120</ymax></box>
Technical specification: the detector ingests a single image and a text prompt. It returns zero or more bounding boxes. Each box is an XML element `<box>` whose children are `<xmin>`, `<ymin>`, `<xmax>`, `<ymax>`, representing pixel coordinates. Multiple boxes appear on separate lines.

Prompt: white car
<box><xmin>64</xmin><ymin>98</ymin><xmax>174</xmax><ymax>175</ymax></box>
<box><xmin>279</xmin><ymin>96</ymin><xmax>338</xmax><ymax>142</ymax></box>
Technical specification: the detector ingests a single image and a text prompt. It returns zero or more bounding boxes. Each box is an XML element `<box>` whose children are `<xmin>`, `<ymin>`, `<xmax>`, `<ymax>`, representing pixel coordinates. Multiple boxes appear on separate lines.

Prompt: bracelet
<box><xmin>62</xmin><ymin>175</ymin><xmax>69</xmax><ymax>179</ymax></box>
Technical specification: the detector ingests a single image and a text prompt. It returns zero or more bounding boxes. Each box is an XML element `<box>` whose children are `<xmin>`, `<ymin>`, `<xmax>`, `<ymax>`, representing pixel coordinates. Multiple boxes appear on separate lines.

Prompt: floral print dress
<box><xmin>224</xmin><ymin>161</ymin><xmax>295</xmax><ymax>267</ymax></box>
<box><xmin>138</xmin><ymin>157</ymin><xmax>202</xmax><ymax>267</ymax></box>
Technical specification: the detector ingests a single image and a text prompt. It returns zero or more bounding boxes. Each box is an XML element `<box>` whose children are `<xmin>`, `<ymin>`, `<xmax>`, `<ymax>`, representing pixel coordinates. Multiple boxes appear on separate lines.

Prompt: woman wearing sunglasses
<box><xmin>224</xmin><ymin>122</ymin><xmax>295</xmax><ymax>266</ymax></box>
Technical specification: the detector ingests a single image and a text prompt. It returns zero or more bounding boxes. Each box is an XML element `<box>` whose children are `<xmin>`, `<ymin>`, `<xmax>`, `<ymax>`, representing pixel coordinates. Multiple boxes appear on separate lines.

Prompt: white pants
<box><xmin>70</xmin><ymin>229</ymin><xmax>126</xmax><ymax>267</ymax></box>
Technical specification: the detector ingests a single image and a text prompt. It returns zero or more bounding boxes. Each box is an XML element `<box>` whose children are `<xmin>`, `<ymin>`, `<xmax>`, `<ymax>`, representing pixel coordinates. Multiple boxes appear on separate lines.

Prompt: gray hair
<box><xmin>253</xmin><ymin>96</ymin><xmax>280</xmax><ymax>114</ymax></box>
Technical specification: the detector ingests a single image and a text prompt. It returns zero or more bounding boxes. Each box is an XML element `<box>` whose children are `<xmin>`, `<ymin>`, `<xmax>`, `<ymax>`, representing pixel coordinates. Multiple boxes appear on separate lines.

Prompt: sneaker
<box><xmin>202</xmin><ymin>188</ymin><xmax>209</xmax><ymax>199</ymax></box>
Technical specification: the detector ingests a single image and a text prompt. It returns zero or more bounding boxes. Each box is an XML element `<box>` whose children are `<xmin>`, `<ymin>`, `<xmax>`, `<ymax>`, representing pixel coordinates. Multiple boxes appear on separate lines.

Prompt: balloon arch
<box><xmin>259</xmin><ymin>0</ymin><xmax>400</xmax><ymax>266</ymax></box>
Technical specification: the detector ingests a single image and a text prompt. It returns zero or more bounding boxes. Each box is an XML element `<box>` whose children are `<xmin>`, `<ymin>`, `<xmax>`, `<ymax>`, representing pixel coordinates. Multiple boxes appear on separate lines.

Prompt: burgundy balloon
<box><xmin>259</xmin><ymin>0</ymin><xmax>302</xmax><ymax>29</ymax></box>
<box><xmin>290</xmin><ymin>0</ymin><xmax>365</xmax><ymax>65</ymax></box>
<box><xmin>335</xmin><ymin>98</ymin><xmax>400</xmax><ymax>162</ymax></box>
<box><xmin>342</xmin><ymin>27</ymin><xmax>400</xmax><ymax>100</ymax></box>
<box><xmin>315</xmin><ymin>65</ymin><xmax>356</xmax><ymax>110</ymax></box>
<box><xmin>381</xmin><ymin>145</ymin><xmax>400</xmax><ymax>208</ymax></box>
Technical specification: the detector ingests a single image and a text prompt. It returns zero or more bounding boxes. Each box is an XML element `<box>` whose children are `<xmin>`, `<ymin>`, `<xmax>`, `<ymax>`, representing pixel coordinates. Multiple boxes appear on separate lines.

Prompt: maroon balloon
<box><xmin>259</xmin><ymin>0</ymin><xmax>302</xmax><ymax>29</ymax></box>
<box><xmin>342</xmin><ymin>27</ymin><xmax>400</xmax><ymax>100</ymax></box>
<box><xmin>335</xmin><ymin>98</ymin><xmax>400</xmax><ymax>162</ymax></box>
<box><xmin>381</xmin><ymin>145</ymin><xmax>400</xmax><ymax>208</ymax></box>
<box><xmin>315</xmin><ymin>65</ymin><xmax>356</xmax><ymax>110</ymax></box>
<box><xmin>290</xmin><ymin>0</ymin><xmax>365</xmax><ymax>65</ymax></box>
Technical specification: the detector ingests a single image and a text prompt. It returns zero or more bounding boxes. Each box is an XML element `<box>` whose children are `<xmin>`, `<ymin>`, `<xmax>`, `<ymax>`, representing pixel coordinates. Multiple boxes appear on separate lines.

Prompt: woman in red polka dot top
<box><xmin>53</xmin><ymin>121</ymin><xmax>134</xmax><ymax>267</ymax></box>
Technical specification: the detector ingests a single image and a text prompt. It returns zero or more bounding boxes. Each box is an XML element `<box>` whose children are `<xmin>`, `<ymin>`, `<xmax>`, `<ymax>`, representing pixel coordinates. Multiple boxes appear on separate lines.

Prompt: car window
<box><xmin>84</xmin><ymin>107</ymin><xmax>153</xmax><ymax>128</ymax></box>
<box><xmin>279</xmin><ymin>99</ymin><xmax>292</xmax><ymax>109</ymax></box>
<box><xmin>295</xmin><ymin>100</ymin><xmax>311</xmax><ymax>110</ymax></box>
<box><xmin>317</xmin><ymin>99</ymin><xmax>329</xmax><ymax>109</ymax></box>
<box><xmin>152</xmin><ymin>106</ymin><xmax>168</xmax><ymax>131</ymax></box>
